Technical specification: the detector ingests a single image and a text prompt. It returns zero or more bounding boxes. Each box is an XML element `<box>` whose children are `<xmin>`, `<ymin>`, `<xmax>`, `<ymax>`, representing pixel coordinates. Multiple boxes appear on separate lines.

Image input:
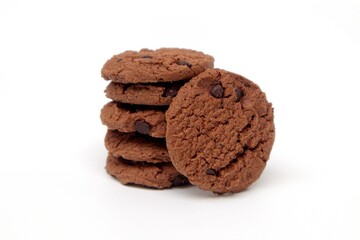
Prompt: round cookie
<box><xmin>101</xmin><ymin>48</ymin><xmax>214</xmax><ymax>84</ymax></box>
<box><xmin>105</xmin><ymin>130</ymin><xmax>170</xmax><ymax>163</ymax></box>
<box><xmin>105</xmin><ymin>81</ymin><xmax>186</xmax><ymax>106</ymax></box>
<box><xmin>106</xmin><ymin>154</ymin><xmax>189</xmax><ymax>189</ymax></box>
<box><xmin>100</xmin><ymin>102</ymin><xmax>166</xmax><ymax>138</ymax></box>
<box><xmin>166</xmin><ymin>69</ymin><xmax>275</xmax><ymax>194</ymax></box>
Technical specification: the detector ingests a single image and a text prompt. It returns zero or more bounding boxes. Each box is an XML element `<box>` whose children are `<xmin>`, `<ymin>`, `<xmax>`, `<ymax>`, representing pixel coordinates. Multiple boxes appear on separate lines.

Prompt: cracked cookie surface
<box><xmin>166</xmin><ymin>69</ymin><xmax>275</xmax><ymax>194</ymax></box>
<box><xmin>105</xmin><ymin>80</ymin><xmax>186</xmax><ymax>106</ymax></box>
<box><xmin>101</xmin><ymin>48</ymin><xmax>214</xmax><ymax>84</ymax></box>
<box><xmin>106</xmin><ymin>154</ymin><xmax>189</xmax><ymax>189</ymax></box>
<box><xmin>105</xmin><ymin>130</ymin><xmax>170</xmax><ymax>163</ymax></box>
<box><xmin>100</xmin><ymin>102</ymin><xmax>166</xmax><ymax>138</ymax></box>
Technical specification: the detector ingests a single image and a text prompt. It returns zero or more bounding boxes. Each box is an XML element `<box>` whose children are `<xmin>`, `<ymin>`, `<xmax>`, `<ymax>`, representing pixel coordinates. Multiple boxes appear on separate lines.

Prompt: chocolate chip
<box><xmin>177</xmin><ymin>61</ymin><xmax>192</xmax><ymax>67</ymax></box>
<box><xmin>206</xmin><ymin>169</ymin><xmax>217</xmax><ymax>176</ymax></box>
<box><xmin>210</xmin><ymin>84</ymin><xmax>224</xmax><ymax>98</ymax></box>
<box><xmin>235</xmin><ymin>88</ymin><xmax>244</xmax><ymax>102</ymax></box>
<box><xmin>135</xmin><ymin>120</ymin><xmax>151</xmax><ymax>135</ymax></box>
<box><xmin>162</xmin><ymin>86</ymin><xmax>179</xmax><ymax>97</ymax></box>
<box><xmin>116</xmin><ymin>58</ymin><xmax>123</xmax><ymax>62</ymax></box>
<box><xmin>162</xmin><ymin>81</ymin><xmax>185</xmax><ymax>97</ymax></box>
<box><xmin>141</xmin><ymin>55</ymin><xmax>153</xmax><ymax>59</ymax></box>
<box><xmin>163</xmin><ymin>88</ymin><xmax>178</xmax><ymax>97</ymax></box>
<box><xmin>172</xmin><ymin>175</ymin><xmax>188</xmax><ymax>186</ymax></box>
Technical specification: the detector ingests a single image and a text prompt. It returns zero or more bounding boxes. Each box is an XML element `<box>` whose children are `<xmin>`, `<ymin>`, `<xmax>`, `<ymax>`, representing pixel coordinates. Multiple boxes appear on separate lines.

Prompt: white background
<box><xmin>0</xmin><ymin>0</ymin><xmax>359</xmax><ymax>239</ymax></box>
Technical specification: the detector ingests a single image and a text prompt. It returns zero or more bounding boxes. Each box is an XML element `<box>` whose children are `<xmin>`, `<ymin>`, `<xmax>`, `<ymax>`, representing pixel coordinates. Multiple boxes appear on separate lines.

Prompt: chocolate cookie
<box><xmin>105</xmin><ymin>81</ymin><xmax>186</xmax><ymax>106</ymax></box>
<box><xmin>101</xmin><ymin>48</ymin><xmax>214</xmax><ymax>84</ymax></box>
<box><xmin>106</xmin><ymin>154</ymin><xmax>189</xmax><ymax>189</ymax></box>
<box><xmin>105</xmin><ymin>130</ymin><xmax>169</xmax><ymax>163</ymax></box>
<box><xmin>166</xmin><ymin>69</ymin><xmax>275</xmax><ymax>194</ymax></box>
<box><xmin>100</xmin><ymin>102</ymin><xmax>166</xmax><ymax>138</ymax></box>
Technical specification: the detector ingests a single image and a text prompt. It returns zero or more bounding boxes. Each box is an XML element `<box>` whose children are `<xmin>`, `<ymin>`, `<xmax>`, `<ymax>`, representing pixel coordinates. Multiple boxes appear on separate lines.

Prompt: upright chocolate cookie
<box><xmin>106</xmin><ymin>154</ymin><xmax>189</xmax><ymax>189</ymax></box>
<box><xmin>166</xmin><ymin>69</ymin><xmax>275</xmax><ymax>194</ymax></box>
<box><xmin>101</xmin><ymin>48</ymin><xmax>214</xmax><ymax>84</ymax></box>
<box><xmin>105</xmin><ymin>81</ymin><xmax>186</xmax><ymax>106</ymax></box>
<box><xmin>105</xmin><ymin>130</ymin><xmax>169</xmax><ymax>163</ymax></box>
<box><xmin>100</xmin><ymin>102</ymin><xmax>166</xmax><ymax>138</ymax></box>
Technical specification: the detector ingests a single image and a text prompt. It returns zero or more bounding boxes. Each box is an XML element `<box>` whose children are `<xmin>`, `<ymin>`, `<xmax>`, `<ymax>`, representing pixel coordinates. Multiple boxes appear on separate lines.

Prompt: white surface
<box><xmin>0</xmin><ymin>0</ymin><xmax>359</xmax><ymax>239</ymax></box>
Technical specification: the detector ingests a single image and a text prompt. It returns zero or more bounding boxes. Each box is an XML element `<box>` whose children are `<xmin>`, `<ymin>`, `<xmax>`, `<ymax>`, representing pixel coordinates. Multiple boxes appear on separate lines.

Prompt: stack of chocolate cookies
<box><xmin>100</xmin><ymin>48</ymin><xmax>215</xmax><ymax>189</ymax></box>
<box><xmin>100</xmin><ymin>48</ymin><xmax>275</xmax><ymax>194</ymax></box>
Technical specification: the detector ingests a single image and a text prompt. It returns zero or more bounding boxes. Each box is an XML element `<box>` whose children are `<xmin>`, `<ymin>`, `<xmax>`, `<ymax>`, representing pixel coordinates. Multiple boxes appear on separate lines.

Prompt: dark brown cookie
<box><xmin>100</xmin><ymin>102</ymin><xmax>166</xmax><ymax>138</ymax></box>
<box><xmin>105</xmin><ymin>81</ymin><xmax>186</xmax><ymax>106</ymax></box>
<box><xmin>106</xmin><ymin>154</ymin><xmax>189</xmax><ymax>189</ymax></box>
<box><xmin>101</xmin><ymin>48</ymin><xmax>214</xmax><ymax>84</ymax></box>
<box><xmin>105</xmin><ymin>130</ymin><xmax>169</xmax><ymax>163</ymax></box>
<box><xmin>166</xmin><ymin>69</ymin><xmax>275</xmax><ymax>194</ymax></box>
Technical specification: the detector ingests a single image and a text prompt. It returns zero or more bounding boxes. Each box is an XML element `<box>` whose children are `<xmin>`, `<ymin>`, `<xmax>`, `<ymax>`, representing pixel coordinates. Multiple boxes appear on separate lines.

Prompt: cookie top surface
<box><xmin>165</xmin><ymin>69</ymin><xmax>275</xmax><ymax>194</ymax></box>
<box><xmin>100</xmin><ymin>102</ymin><xmax>166</xmax><ymax>138</ymax></box>
<box><xmin>105</xmin><ymin>130</ymin><xmax>170</xmax><ymax>163</ymax></box>
<box><xmin>101</xmin><ymin>48</ymin><xmax>214</xmax><ymax>84</ymax></box>
<box><xmin>106</xmin><ymin>154</ymin><xmax>189</xmax><ymax>189</ymax></box>
<box><xmin>105</xmin><ymin>81</ymin><xmax>186</xmax><ymax>106</ymax></box>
